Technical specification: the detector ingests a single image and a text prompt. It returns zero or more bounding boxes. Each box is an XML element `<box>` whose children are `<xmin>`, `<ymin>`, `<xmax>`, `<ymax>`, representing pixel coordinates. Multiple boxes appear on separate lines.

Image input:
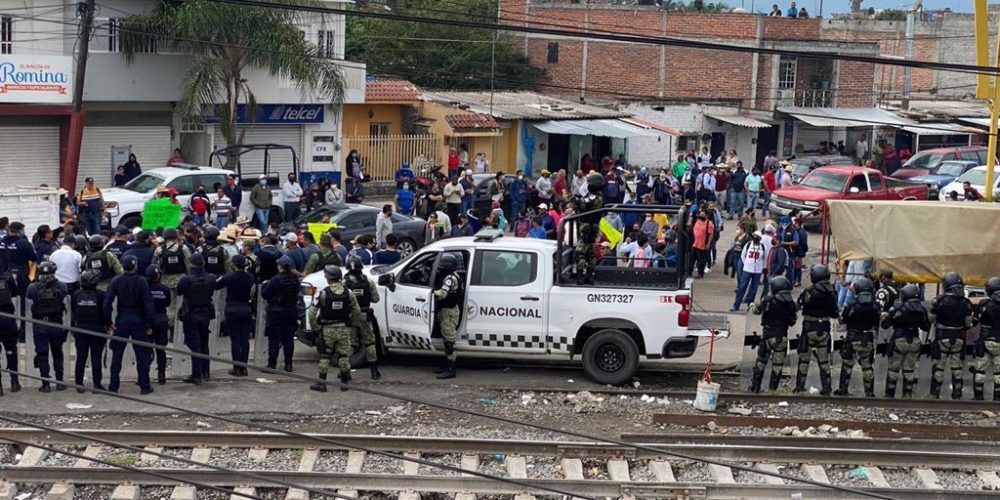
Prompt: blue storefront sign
<box><xmin>205</xmin><ymin>104</ymin><xmax>325</xmax><ymax>124</ymax></box>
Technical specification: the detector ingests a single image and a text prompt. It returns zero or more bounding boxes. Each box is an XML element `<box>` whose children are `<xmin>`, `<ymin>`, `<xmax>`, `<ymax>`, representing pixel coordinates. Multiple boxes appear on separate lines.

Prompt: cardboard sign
<box><xmin>141</xmin><ymin>198</ymin><xmax>182</xmax><ymax>230</ymax></box>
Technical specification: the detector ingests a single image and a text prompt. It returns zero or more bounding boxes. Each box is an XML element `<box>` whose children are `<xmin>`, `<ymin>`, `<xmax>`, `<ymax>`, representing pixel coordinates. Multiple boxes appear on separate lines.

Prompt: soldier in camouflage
<box><xmin>345</xmin><ymin>256</ymin><xmax>381</xmax><ymax>380</ymax></box>
<box><xmin>152</xmin><ymin>227</ymin><xmax>192</xmax><ymax>325</ymax></box>
<box><xmin>81</xmin><ymin>235</ymin><xmax>123</xmax><ymax>292</ymax></box>
<box><xmin>973</xmin><ymin>277</ymin><xmax>1000</xmax><ymax>401</ymax></box>
<box><xmin>307</xmin><ymin>265</ymin><xmax>363</xmax><ymax>392</ymax></box>
<box><xmin>835</xmin><ymin>277</ymin><xmax>880</xmax><ymax>397</ymax></box>
<box><xmin>929</xmin><ymin>272</ymin><xmax>974</xmax><ymax>399</ymax></box>
<box><xmin>794</xmin><ymin>265</ymin><xmax>840</xmax><ymax>395</ymax></box>
<box><xmin>574</xmin><ymin>172</ymin><xmax>605</xmax><ymax>285</ymax></box>
<box><xmin>304</xmin><ymin>232</ymin><xmax>343</xmax><ymax>275</ymax></box>
<box><xmin>433</xmin><ymin>253</ymin><xmax>463</xmax><ymax>380</ymax></box>
<box><xmin>748</xmin><ymin>276</ymin><xmax>797</xmax><ymax>392</ymax></box>
<box><xmin>881</xmin><ymin>284</ymin><xmax>930</xmax><ymax>398</ymax></box>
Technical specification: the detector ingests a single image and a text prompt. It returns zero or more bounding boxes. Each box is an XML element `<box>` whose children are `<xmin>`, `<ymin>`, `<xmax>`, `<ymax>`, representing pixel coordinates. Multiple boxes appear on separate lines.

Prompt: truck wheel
<box><xmin>582</xmin><ymin>329</ymin><xmax>639</xmax><ymax>386</ymax></box>
<box><xmin>121</xmin><ymin>215</ymin><xmax>142</xmax><ymax>229</ymax></box>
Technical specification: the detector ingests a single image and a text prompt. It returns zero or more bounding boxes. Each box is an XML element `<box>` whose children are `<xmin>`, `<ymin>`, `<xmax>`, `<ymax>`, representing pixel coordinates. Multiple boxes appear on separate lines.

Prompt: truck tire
<box><xmin>121</xmin><ymin>214</ymin><xmax>142</xmax><ymax>229</ymax></box>
<box><xmin>581</xmin><ymin>329</ymin><xmax>639</xmax><ymax>385</ymax></box>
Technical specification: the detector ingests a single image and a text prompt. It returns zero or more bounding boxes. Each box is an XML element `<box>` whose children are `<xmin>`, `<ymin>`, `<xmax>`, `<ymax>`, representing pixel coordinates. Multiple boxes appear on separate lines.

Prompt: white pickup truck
<box><xmin>303</xmin><ymin>207</ymin><xmax>728</xmax><ymax>385</ymax></box>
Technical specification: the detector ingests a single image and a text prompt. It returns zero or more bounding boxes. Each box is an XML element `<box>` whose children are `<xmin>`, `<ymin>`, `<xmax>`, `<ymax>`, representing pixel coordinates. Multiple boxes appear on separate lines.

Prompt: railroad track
<box><xmin>0</xmin><ymin>429</ymin><xmax>997</xmax><ymax>499</ymax></box>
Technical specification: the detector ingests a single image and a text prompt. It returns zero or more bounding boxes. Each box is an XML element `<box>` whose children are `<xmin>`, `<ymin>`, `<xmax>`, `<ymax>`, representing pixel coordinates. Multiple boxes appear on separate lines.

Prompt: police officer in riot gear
<box><xmin>794</xmin><ymin>264</ymin><xmax>839</xmax><ymax>395</ymax></box>
<box><xmin>307</xmin><ymin>265</ymin><xmax>364</xmax><ymax>391</ymax></box>
<box><xmin>26</xmin><ymin>261</ymin><xmax>68</xmax><ymax>392</ymax></box>
<box><xmin>81</xmin><ymin>234</ymin><xmax>124</xmax><ymax>292</ymax></box>
<box><xmin>176</xmin><ymin>253</ymin><xmax>218</xmax><ymax>385</ymax></box>
<box><xmin>152</xmin><ymin>227</ymin><xmax>192</xmax><ymax>325</ymax></box>
<box><xmin>261</xmin><ymin>255</ymin><xmax>301</xmax><ymax>372</ymax></box>
<box><xmin>874</xmin><ymin>268</ymin><xmax>899</xmax><ymax>314</ymax></box>
<box><xmin>70</xmin><ymin>269</ymin><xmax>109</xmax><ymax>393</ymax></box>
<box><xmin>881</xmin><ymin>284</ymin><xmax>930</xmax><ymax>398</ymax></box>
<box><xmin>0</xmin><ymin>266</ymin><xmax>19</xmax><ymax>394</ymax></box>
<box><xmin>973</xmin><ymin>277</ymin><xmax>1000</xmax><ymax>401</ymax></box>
<box><xmin>345</xmin><ymin>256</ymin><xmax>382</xmax><ymax>379</ymax></box>
<box><xmin>216</xmin><ymin>254</ymin><xmax>255</xmax><ymax>377</ymax></box>
<box><xmin>145</xmin><ymin>266</ymin><xmax>170</xmax><ymax>385</ymax></box>
<box><xmin>748</xmin><ymin>276</ymin><xmax>797</xmax><ymax>393</ymax></box>
<box><xmin>433</xmin><ymin>253</ymin><xmax>463</xmax><ymax>379</ymax></box>
<box><xmin>198</xmin><ymin>227</ymin><xmax>231</xmax><ymax>276</ymax></box>
<box><xmin>103</xmin><ymin>255</ymin><xmax>155</xmax><ymax>395</ymax></box>
<box><xmin>929</xmin><ymin>272</ymin><xmax>974</xmax><ymax>399</ymax></box>
<box><xmin>574</xmin><ymin>172</ymin><xmax>605</xmax><ymax>284</ymax></box>
<box><xmin>835</xmin><ymin>277</ymin><xmax>880</xmax><ymax>397</ymax></box>
<box><xmin>1</xmin><ymin>222</ymin><xmax>37</xmax><ymax>337</ymax></box>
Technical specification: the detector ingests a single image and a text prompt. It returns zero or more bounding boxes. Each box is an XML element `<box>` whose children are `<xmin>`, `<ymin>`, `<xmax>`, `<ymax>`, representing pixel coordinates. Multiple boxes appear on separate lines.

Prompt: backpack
<box><xmin>0</xmin><ymin>273</ymin><xmax>12</xmax><ymax>306</ymax></box>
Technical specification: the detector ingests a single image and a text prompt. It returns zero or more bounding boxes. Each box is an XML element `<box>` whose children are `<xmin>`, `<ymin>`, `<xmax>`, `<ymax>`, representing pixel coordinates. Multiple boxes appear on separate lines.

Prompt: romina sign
<box><xmin>0</xmin><ymin>56</ymin><xmax>73</xmax><ymax>104</ymax></box>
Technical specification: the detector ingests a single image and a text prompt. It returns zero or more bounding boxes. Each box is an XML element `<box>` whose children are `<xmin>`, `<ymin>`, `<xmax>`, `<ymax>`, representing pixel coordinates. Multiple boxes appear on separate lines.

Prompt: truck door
<box><xmin>462</xmin><ymin>249</ymin><xmax>547</xmax><ymax>354</ymax></box>
<box><xmin>844</xmin><ymin>173</ymin><xmax>871</xmax><ymax>200</ymax></box>
<box><xmin>382</xmin><ymin>251</ymin><xmax>438</xmax><ymax>351</ymax></box>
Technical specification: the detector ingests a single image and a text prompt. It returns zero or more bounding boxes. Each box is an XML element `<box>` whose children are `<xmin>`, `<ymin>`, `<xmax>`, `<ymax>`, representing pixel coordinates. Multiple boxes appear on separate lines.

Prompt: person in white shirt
<box><xmin>855</xmin><ymin>137</ymin><xmax>869</xmax><ymax>164</ymax></box>
<box><xmin>49</xmin><ymin>236</ymin><xmax>82</xmax><ymax>294</ymax></box>
<box><xmin>212</xmin><ymin>187</ymin><xmax>233</xmax><ymax>229</ymax></box>
<box><xmin>375</xmin><ymin>204</ymin><xmax>394</xmax><ymax>249</ymax></box>
<box><xmin>535</xmin><ymin>170</ymin><xmax>553</xmax><ymax>204</ymax></box>
<box><xmin>281</xmin><ymin>173</ymin><xmax>304</xmax><ymax>222</ymax></box>
<box><xmin>732</xmin><ymin>231</ymin><xmax>766</xmax><ymax>311</ymax></box>
<box><xmin>777</xmin><ymin>166</ymin><xmax>793</xmax><ymax>189</ymax></box>
<box><xmin>698</xmin><ymin>147</ymin><xmax>712</xmax><ymax>167</ymax></box>
<box><xmin>474</xmin><ymin>153</ymin><xmax>489</xmax><ymax>174</ymax></box>
<box><xmin>325</xmin><ymin>182</ymin><xmax>344</xmax><ymax>206</ymax></box>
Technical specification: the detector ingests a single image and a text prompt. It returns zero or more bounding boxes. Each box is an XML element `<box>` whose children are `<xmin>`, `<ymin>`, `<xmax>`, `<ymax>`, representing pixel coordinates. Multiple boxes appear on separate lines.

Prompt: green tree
<box><xmin>348</xmin><ymin>0</ymin><xmax>544</xmax><ymax>90</ymax></box>
<box><xmin>120</xmin><ymin>0</ymin><xmax>345</xmax><ymax>149</ymax></box>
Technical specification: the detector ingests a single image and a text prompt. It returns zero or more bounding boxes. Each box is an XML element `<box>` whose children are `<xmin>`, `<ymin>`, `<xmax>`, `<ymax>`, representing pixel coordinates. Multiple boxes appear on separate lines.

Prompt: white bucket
<box><xmin>693</xmin><ymin>381</ymin><xmax>721</xmax><ymax>412</ymax></box>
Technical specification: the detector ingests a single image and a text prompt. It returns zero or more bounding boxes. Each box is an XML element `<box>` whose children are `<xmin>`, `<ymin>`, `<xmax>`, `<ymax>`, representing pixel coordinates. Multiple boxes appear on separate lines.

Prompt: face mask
<box><xmin>260</xmin><ymin>179</ymin><xmax>267</xmax><ymax>185</ymax></box>
<box><xmin>289</xmin><ymin>178</ymin><xmax>296</xmax><ymax>183</ymax></box>
<box><xmin>403</xmin><ymin>184</ymin><xmax>410</xmax><ymax>190</ymax></box>
<box><xmin>519</xmin><ymin>175</ymin><xmax>524</xmax><ymax>180</ymax></box>
<box><xmin>197</xmin><ymin>189</ymin><xmax>205</xmax><ymax>194</ymax></box>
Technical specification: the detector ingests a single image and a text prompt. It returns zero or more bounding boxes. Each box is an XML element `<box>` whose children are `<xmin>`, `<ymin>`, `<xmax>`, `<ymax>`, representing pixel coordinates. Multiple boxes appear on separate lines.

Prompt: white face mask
<box><xmin>259</xmin><ymin>179</ymin><xmax>267</xmax><ymax>185</ymax></box>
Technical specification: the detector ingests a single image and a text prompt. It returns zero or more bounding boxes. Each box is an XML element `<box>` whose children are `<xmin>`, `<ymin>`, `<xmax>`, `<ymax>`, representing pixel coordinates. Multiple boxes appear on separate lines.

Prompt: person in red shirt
<box><xmin>692</xmin><ymin>209</ymin><xmax>715</xmax><ymax>278</ymax></box>
<box><xmin>761</xmin><ymin>166</ymin><xmax>777</xmax><ymax>217</ymax></box>
<box><xmin>714</xmin><ymin>166</ymin><xmax>731</xmax><ymax>212</ymax></box>
<box><xmin>447</xmin><ymin>147</ymin><xmax>460</xmax><ymax>177</ymax></box>
<box><xmin>580</xmin><ymin>154</ymin><xmax>597</xmax><ymax>174</ymax></box>
<box><xmin>552</xmin><ymin>169</ymin><xmax>569</xmax><ymax>201</ymax></box>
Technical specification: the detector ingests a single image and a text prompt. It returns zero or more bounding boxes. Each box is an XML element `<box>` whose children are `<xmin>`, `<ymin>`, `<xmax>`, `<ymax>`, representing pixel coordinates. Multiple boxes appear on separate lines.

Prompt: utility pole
<box><xmin>975</xmin><ymin>0</ymin><xmax>997</xmax><ymax>199</ymax></box>
<box><xmin>72</xmin><ymin>0</ymin><xmax>95</xmax><ymax>112</ymax></box>
<box><xmin>61</xmin><ymin>0</ymin><xmax>96</xmax><ymax>191</ymax></box>
<box><xmin>901</xmin><ymin>0</ymin><xmax>920</xmax><ymax>111</ymax></box>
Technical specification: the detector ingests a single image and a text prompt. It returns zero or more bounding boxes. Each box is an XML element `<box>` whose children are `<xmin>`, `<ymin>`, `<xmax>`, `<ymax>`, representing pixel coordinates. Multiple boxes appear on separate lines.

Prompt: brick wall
<box><xmin>585</xmin><ymin>43</ymin><xmax>661</xmax><ymax>98</ymax></box>
<box><xmin>836</xmin><ymin>60</ymin><xmax>876</xmax><ymax>107</ymax></box>
<box><xmin>529</xmin><ymin>38</ymin><xmax>585</xmax><ymax>93</ymax></box>
<box><xmin>762</xmin><ymin>17</ymin><xmax>820</xmax><ymax>40</ymax></box>
<box><xmin>823</xmin><ymin>29</ymin><xmax>936</xmax><ymax>94</ymax></box>
<box><xmin>755</xmin><ymin>54</ymin><xmax>774</xmax><ymax>111</ymax></box>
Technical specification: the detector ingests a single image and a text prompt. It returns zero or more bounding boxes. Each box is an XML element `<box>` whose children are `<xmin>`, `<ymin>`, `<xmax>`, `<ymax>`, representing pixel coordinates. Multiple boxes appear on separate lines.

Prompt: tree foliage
<box><xmin>347</xmin><ymin>0</ymin><xmax>545</xmax><ymax>90</ymax></box>
<box><xmin>119</xmin><ymin>0</ymin><xmax>345</xmax><ymax>149</ymax></box>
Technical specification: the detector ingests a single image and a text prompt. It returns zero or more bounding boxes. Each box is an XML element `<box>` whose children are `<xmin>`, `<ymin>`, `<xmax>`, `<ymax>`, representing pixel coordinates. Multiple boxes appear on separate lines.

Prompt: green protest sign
<box><xmin>141</xmin><ymin>198</ymin><xmax>182</xmax><ymax>230</ymax></box>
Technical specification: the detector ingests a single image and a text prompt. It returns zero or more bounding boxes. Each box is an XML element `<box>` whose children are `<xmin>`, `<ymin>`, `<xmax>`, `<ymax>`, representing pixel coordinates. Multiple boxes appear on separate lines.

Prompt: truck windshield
<box><xmin>123</xmin><ymin>173</ymin><xmax>167</xmax><ymax>193</ymax></box>
<box><xmin>799</xmin><ymin>171</ymin><xmax>848</xmax><ymax>192</ymax></box>
<box><xmin>902</xmin><ymin>152</ymin><xmax>944</xmax><ymax>170</ymax></box>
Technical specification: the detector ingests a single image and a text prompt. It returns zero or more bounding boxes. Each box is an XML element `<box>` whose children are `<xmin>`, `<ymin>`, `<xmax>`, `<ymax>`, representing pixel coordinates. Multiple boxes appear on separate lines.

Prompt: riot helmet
<box><xmin>986</xmin><ymin>277</ymin><xmax>1000</xmax><ymax>300</ymax></box>
<box><xmin>80</xmin><ymin>269</ymin><xmax>101</xmax><ymax>290</ymax></box>
<box><xmin>204</xmin><ymin>226</ymin><xmax>220</xmax><ymax>242</ymax></box>
<box><xmin>88</xmin><ymin>235</ymin><xmax>104</xmax><ymax>252</ymax></box>
<box><xmin>853</xmin><ymin>277</ymin><xmax>875</xmax><ymax>294</ymax></box>
<box><xmin>438</xmin><ymin>253</ymin><xmax>458</xmax><ymax>273</ymax></box>
<box><xmin>347</xmin><ymin>256</ymin><xmax>364</xmax><ymax>273</ymax></box>
<box><xmin>37</xmin><ymin>261</ymin><xmax>57</xmax><ymax>276</ymax></box>
<box><xmin>901</xmin><ymin>284</ymin><xmax>921</xmax><ymax>301</ymax></box>
<box><xmin>942</xmin><ymin>272</ymin><xmax>964</xmax><ymax>294</ymax></box>
<box><xmin>324</xmin><ymin>265</ymin><xmax>343</xmax><ymax>281</ymax></box>
<box><xmin>770</xmin><ymin>276</ymin><xmax>792</xmax><ymax>294</ymax></box>
<box><xmin>809</xmin><ymin>264</ymin><xmax>831</xmax><ymax>283</ymax></box>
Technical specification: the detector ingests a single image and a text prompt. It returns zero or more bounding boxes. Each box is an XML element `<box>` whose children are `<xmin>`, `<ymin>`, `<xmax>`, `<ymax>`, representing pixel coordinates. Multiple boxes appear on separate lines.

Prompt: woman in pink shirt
<box><xmin>692</xmin><ymin>209</ymin><xmax>715</xmax><ymax>278</ymax></box>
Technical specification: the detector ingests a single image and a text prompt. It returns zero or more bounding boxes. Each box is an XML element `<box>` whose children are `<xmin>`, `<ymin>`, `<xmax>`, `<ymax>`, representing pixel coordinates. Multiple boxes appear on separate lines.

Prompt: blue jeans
<box><xmin>511</xmin><ymin>199</ymin><xmax>526</xmax><ymax>219</ymax></box>
<box><xmin>82</xmin><ymin>212</ymin><xmax>101</xmax><ymax>235</ymax></box>
<box><xmin>460</xmin><ymin>197</ymin><xmax>473</xmax><ymax>218</ymax></box>
<box><xmin>732</xmin><ymin>271</ymin><xmax>762</xmax><ymax>311</ymax></box>
<box><xmin>255</xmin><ymin>208</ymin><xmax>269</xmax><ymax>230</ymax></box>
<box><xmin>215</xmin><ymin>215</ymin><xmax>229</xmax><ymax>229</ymax></box>
<box><xmin>837</xmin><ymin>282</ymin><xmax>855</xmax><ymax>310</ymax></box>
<box><xmin>746</xmin><ymin>191</ymin><xmax>760</xmax><ymax>213</ymax></box>
<box><xmin>191</xmin><ymin>214</ymin><xmax>205</xmax><ymax>226</ymax></box>
<box><xmin>728</xmin><ymin>191</ymin><xmax>745</xmax><ymax>218</ymax></box>
<box><xmin>762</xmin><ymin>191</ymin><xmax>772</xmax><ymax>216</ymax></box>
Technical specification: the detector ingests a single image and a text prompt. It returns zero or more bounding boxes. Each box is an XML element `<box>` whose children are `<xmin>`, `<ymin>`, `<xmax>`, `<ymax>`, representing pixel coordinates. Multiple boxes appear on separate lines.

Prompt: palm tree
<box><xmin>119</xmin><ymin>0</ymin><xmax>345</xmax><ymax>150</ymax></box>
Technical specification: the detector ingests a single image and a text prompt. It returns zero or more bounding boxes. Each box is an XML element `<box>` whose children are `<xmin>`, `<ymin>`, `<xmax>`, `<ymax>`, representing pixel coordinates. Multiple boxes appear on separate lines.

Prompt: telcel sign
<box><xmin>0</xmin><ymin>56</ymin><xmax>73</xmax><ymax>104</ymax></box>
<box><xmin>205</xmin><ymin>104</ymin><xmax>325</xmax><ymax>124</ymax></box>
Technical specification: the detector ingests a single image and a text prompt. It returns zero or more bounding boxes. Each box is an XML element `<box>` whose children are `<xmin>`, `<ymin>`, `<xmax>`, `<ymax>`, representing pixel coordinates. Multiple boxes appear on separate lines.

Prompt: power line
<box><xmin>0</xmin><ymin>311</ymin><xmax>900</xmax><ymax>500</ymax></box>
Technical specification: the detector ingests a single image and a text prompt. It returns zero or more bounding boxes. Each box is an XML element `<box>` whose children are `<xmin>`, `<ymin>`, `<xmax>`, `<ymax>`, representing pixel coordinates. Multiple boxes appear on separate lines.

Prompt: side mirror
<box><xmin>378</xmin><ymin>273</ymin><xmax>396</xmax><ymax>292</ymax></box>
<box><xmin>848</xmin><ymin>186</ymin><xmax>860</xmax><ymax>194</ymax></box>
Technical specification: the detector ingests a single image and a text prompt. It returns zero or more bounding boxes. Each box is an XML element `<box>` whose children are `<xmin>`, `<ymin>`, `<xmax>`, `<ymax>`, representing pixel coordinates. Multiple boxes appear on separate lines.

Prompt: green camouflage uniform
<box><xmin>304</xmin><ymin>247</ymin><xmax>343</xmax><ymax>276</ymax></box>
<box><xmin>929</xmin><ymin>292</ymin><xmax>973</xmax><ymax>399</ymax></box>
<box><xmin>574</xmin><ymin>193</ymin><xmax>604</xmax><ymax>282</ymax></box>
<box><xmin>153</xmin><ymin>242</ymin><xmax>193</xmax><ymax>324</ymax></box>
<box><xmin>973</xmin><ymin>295</ymin><xmax>1000</xmax><ymax>399</ymax></box>
<box><xmin>345</xmin><ymin>272</ymin><xmax>380</xmax><ymax>363</ymax></box>
<box><xmin>836</xmin><ymin>293</ymin><xmax>880</xmax><ymax>396</ymax></box>
<box><xmin>307</xmin><ymin>283</ymin><xmax>363</xmax><ymax>376</ymax></box>
<box><xmin>433</xmin><ymin>272</ymin><xmax>462</xmax><ymax>363</ymax></box>
<box><xmin>794</xmin><ymin>282</ymin><xmax>839</xmax><ymax>394</ymax></box>
<box><xmin>881</xmin><ymin>298</ymin><xmax>930</xmax><ymax>398</ymax></box>
<box><xmin>749</xmin><ymin>291</ymin><xmax>797</xmax><ymax>392</ymax></box>
<box><xmin>80</xmin><ymin>250</ymin><xmax>124</xmax><ymax>291</ymax></box>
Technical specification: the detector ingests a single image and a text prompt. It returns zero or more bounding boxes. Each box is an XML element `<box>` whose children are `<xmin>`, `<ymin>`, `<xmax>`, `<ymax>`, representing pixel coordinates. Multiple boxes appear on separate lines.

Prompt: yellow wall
<box><xmin>342</xmin><ymin>103</ymin><xmax>407</xmax><ymax>137</ymax></box>
<box><xmin>421</xmin><ymin>101</ymin><xmax>515</xmax><ymax>173</ymax></box>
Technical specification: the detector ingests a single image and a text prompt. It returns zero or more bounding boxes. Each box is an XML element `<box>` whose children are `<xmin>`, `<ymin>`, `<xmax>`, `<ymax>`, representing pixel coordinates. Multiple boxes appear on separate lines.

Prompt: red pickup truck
<box><xmin>770</xmin><ymin>166</ymin><xmax>929</xmax><ymax>221</ymax></box>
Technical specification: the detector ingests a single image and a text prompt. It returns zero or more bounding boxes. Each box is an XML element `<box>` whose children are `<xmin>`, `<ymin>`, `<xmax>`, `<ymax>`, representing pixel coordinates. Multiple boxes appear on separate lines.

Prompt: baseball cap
<box><xmin>85</xmin><ymin>177</ymin><xmax>94</xmax><ymax>183</ymax></box>
<box><xmin>538</xmin><ymin>203</ymin><xmax>549</xmax><ymax>210</ymax></box>
<box><xmin>277</xmin><ymin>255</ymin><xmax>294</xmax><ymax>268</ymax></box>
<box><xmin>115</xmin><ymin>226</ymin><xmax>130</xmax><ymax>236</ymax></box>
<box><xmin>600</xmin><ymin>241</ymin><xmax>611</xmax><ymax>248</ymax></box>
<box><xmin>282</xmin><ymin>232</ymin><xmax>298</xmax><ymax>243</ymax></box>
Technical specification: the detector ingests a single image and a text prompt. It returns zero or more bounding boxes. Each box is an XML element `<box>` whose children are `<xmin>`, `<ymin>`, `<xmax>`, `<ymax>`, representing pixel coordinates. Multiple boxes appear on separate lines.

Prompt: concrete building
<box><xmin>0</xmin><ymin>0</ymin><xmax>365</xmax><ymax>191</ymax></box>
<box><xmin>499</xmin><ymin>1</ymin><xmax>892</xmax><ymax>169</ymax></box>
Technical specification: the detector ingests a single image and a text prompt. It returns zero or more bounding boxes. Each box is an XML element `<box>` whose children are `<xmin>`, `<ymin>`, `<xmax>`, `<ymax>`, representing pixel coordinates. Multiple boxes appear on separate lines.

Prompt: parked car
<box><xmin>891</xmin><ymin>146</ymin><xmax>988</xmax><ymax>180</ymax></box>
<box><xmin>938</xmin><ymin>166</ymin><xmax>1000</xmax><ymax>201</ymax></box>
<box><xmin>787</xmin><ymin>155</ymin><xmax>855</xmax><ymax>184</ymax></box>
<box><xmin>293</xmin><ymin>204</ymin><xmax>426</xmax><ymax>255</ymax></box>
<box><xmin>771</xmin><ymin>166</ymin><xmax>929</xmax><ymax>223</ymax></box>
<box><xmin>909</xmin><ymin>160</ymin><xmax>979</xmax><ymax>199</ymax></box>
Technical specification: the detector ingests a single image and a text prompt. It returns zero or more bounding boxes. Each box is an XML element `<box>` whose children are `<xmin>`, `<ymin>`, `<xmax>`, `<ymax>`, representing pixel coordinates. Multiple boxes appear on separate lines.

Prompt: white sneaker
<box><xmin>705</xmin><ymin>267</ymin><xmax>712</xmax><ymax>274</ymax></box>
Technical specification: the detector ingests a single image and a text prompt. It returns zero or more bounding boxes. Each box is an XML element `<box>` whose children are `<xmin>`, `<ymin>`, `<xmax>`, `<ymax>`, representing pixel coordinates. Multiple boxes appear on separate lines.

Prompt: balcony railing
<box><xmin>794</xmin><ymin>89</ymin><xmax>833</xmax><ymax>107</ymax></box>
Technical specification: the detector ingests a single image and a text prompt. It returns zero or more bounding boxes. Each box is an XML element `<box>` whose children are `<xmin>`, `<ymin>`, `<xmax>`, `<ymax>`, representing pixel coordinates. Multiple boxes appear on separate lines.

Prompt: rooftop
<box><xmin>365</xmin><ymin>78</ymin><xmax>423</xmax><ymax>103</ymax></box>
<box><xmin>445</xmin><ymin>113</ymin><xmax>499</xmax><ymax>130</ymax></box>
<box><xmin>424</xmin><ymin>91</ymin><xmax>626</xmax><ymax>120</ymax></box>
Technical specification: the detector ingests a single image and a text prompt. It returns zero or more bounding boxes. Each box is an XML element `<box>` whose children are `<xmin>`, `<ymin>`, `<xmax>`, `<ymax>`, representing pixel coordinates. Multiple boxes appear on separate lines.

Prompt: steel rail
<box><xmin>0</xmin><ymin>428</ymin><xmax>995</xmax><ymax>468</ymax></box>
<box><xmin>0</xmin><ymin>468</ymin><xmax>997</xmax><ymax>499</ymax></box>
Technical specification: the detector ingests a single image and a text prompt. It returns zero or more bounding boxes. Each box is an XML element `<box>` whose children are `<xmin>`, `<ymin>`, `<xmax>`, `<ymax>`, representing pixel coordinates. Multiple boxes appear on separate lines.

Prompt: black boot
<box><xmin>833</xmin><ymin>369</ymin><xmax>851</xmax><ymax>396</ymax></box>
<box><xmin>370</xmin><ymin>363</ymin><xmax>381</xmax><ymax>381</ymax></box>
<box><xmin>433</xmin><ymin>358</ymin><xmax>449</xmax><ymax>374</ymax></box>
<box><xmin>974</xmin><ymin>384</ymin><xmax>985</xmax><ymax>401</ymax></box>
<box><xmin>901</xmin><ymin>380</ymin><xmax>915</xmax><ymax>399</ymax></box>
<box><xmin>952</xmin><ymin>381</ymin><xmax>964</xmax><ymax>400</ymax></box>
<box><xmin>768</xmin><ymin>371</ymin><xmax>782</xmax><ymax>391</ymax></box>
<box><xmin>182</xmin><ymin>376</ymin><xmax>202</xmax><ymax>385</ymax></box>
<box><xmin>284</xmin><ymin>363</ymin><xmax>293</xmax><ymax>373</ymax></box>
<box><xmin>0</xmin><ymin>378</ymin><xmax>4</xmax><ymax>397</ymax></box>
<box><xmin>39</xmin><ymin>382</ymin><xmax>51</xmax><ymax>393</ymax></box>
<box><xmin>793</xmin><ymin>369</ymin><xmax>807</xmax><ymax>393</ymax></box>
<box><xmin>228</xmin><ymin>366</ymin><xmax>240</xmax><ymax>377</ymax></box>
<box><xmin>9</xmin><ymin>375</ymin><xmax>20</xmax><ymax>393</ymax></box>
<box><xmin>884</xmin><ymin>375</ymin><xmax>897</xmax><ymax>398</ymax></box>
<box><xmin>338</xmin><ymin>371</ymin><xmax>351</xmax><ymax>391</ymax></box>
<box><xmin>863</xmin><ymin>378</ymin><xmax>875</xmax><ymax>398</ymax></box>
<box><xmin>310</xmin><ymin>373</ymin><xmax>328</xmax><ymax>392</ymax></box>
<box><xmin>436</xmin><ymin>361</ymin><xmax>457</xmax><ymax>380</ymax></box>
<box><xmin>930</xmin><ymin>379</ymin><xmax>942</xmax><ymax>399</ymax></box>
<box><xmin>749</xmin><ymin>367</ymin><xmax>764</xmax><ymax>393</ymax></box>
<box><xmin>819</xmin><ymin>371</ymin><xmax>832</xmax><ymax>396</ymax></box>
<box><xmin>993</xmin><ymin>387</ymin><xmax>1000</xmax><ymax>402</ymax></box>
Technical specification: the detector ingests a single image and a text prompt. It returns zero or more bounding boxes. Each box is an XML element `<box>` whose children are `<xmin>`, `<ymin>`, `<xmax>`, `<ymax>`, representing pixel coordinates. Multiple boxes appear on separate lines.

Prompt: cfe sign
<box><xmin>0</xmin><ymin>55</ymin><xmax>73</xmax><ymax>104</ymax></box>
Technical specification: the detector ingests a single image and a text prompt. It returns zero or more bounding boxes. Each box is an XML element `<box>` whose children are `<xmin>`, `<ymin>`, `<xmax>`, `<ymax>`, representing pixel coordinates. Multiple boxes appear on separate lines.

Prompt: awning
<box><xmin>777</xmin><ymin>107</ymin><xmax>914</xmax><ymax>128</ymax></box>
<box><xmin>531</xmin><ymin>119</ymin><xmax>664</xmax><ymax>138</ymax></box>
<box><xmin>958</xmin><ymin>117</ymin><xmax>995</xmax><ymax>129</ymax></box>
<box><xmin>705</xmin><ymin>113</ymin><xmax>772</xmax><ymax>128</ymax></box>
<box><xmin>900</xmin><ymin>123</ymin><xmax>983</xmax><ymax>136</ymax></box>
<box><xmin>619</xmin><ymin>117</ymin><xmax>680</xmax><ymax>136</ymax></box>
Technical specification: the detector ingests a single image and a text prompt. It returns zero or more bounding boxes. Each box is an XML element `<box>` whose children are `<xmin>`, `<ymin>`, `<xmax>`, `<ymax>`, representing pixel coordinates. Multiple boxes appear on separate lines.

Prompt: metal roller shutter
<box><xmin>0</xmin><ymin>127</ymin><xmax>60</xmax><ymax>188</ymax></box>
<box><xmin>78</xmin><ymin>126</ymin><xmax>172</xmax><ymax>191</ymax></box>
<box><xmin>794</xmin><ymin>126</ymin><xmax>835</xmax><ymax>154</ymax></box>
<box><xmin>213</xmin><ymin>125</ymin><xmax>302</xmax><ymax>179</ymax></box>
